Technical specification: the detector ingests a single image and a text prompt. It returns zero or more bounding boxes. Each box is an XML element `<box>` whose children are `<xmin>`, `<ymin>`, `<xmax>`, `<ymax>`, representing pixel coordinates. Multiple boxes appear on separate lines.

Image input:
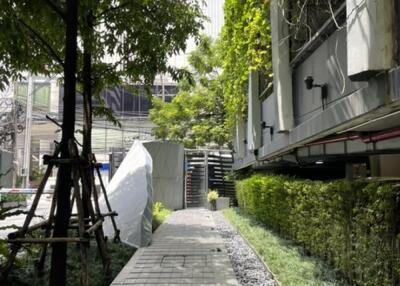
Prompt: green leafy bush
<box><xmin>236</xmin><ymin>175</ymin><xmax>400</xmax><ymax>286</ymax></box>
<box><xmin>207</xmin><ymin>190</ymin><xmax>219</xmax><ymax>211</ymax></box>
<box><xmin>0</xmin><ymin>194</ymin><xmax>27</xmax><ymax>203</ymax></box>
<box><xmin>152</xmin><ymin>202</ymin><xmax>172</xmax><ymax>232</ymax></box>
<box><xmin>207</xmin><ymin>190</ymin><xmax>219</xmax><ymax>202</ymax></box>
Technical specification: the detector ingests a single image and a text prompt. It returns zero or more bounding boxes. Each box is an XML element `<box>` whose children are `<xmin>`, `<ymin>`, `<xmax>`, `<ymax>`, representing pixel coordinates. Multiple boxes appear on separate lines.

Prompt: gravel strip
<box><xmin>212</xmin><ymin>211</ymin><xmax>277</xmax><ymax>286</ymax></box>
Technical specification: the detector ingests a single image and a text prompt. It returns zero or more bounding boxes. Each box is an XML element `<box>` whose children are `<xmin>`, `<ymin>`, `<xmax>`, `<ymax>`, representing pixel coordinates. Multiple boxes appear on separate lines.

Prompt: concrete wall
<box><xmin>261</xmin><ymin>94</ymin><xmax>276</xmax><ymax>145</ymax></box>
<box><xmin>293</xmin><ymin>29</ymin><xmax>367</xmax><ymax>125</ymax></box>
<box><xmin>143</xmin><ymin>141</ymin><xmax>184</xmax><ymax>210</ymax></box>
<box><xmin>347</xmin><ymin>0</ymin><xmax>396</xmax><ymax>80</ymax></box>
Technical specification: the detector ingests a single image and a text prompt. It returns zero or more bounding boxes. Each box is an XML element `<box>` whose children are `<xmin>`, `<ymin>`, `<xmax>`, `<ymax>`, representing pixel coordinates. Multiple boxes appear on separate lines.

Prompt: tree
<box><xmin>49</xmin><ymin>1</ymin><xmax>78</xmax><ymax>284</ymax></box>
<box><xmin>150</xmin><ymin>36</ymin><xmax>230</xmax><ymax>148</ymax></box>
<box><xmin>0</xmin><ymin>1</ymin><xmax>78</xmax><ymax>284</ymax></box>
<box><xmin>0</xmin><ymin>1</ymin><xmax>204</xmax><ymax>285</ymax></box>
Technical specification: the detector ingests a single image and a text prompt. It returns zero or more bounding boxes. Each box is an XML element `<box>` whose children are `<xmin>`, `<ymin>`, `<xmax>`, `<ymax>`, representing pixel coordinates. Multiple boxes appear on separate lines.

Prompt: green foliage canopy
<box><xmin>150</xmin><ymin>36</ymin><xmax>230</xmax><ymax>148</ymax></box>
<box><xmin>0</xmin><ymin>0</ymin><xmax>204</xmax><ymax>98</ymax></box>
<box><xmin>0</xmin><ymin>0</ymin><xmax>65</xmax><ymax>90</ymax></box>
<box><xmin>219</xmin><ymin>0</ymin><xmax>272</xmax><ymax>128</ymax></box>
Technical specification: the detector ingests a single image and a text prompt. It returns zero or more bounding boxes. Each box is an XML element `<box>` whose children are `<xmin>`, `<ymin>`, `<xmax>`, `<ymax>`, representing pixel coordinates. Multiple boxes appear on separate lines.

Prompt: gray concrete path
<box><xmin>111</xmin><ymin>208</ymin><xmax>239</xmax><ymax>286</ymax></box>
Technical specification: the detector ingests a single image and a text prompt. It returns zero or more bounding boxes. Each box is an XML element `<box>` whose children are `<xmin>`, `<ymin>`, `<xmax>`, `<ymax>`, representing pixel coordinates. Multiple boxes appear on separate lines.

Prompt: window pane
<box><xmin>16</xmin><ymin>83</ymin><xmax>28</xmax><ymax>102</ymax></box>
<box><xmin>34</xmin><ymin>83</ymin><xmax>50</xmax><ymax>109</ymax></box>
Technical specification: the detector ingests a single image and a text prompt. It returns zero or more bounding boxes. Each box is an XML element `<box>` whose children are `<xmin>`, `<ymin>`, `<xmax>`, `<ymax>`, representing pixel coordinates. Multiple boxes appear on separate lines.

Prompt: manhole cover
<box><xmin>160</xmin><ymin>255</ymin><xmax>207</xmax><ymax>268</ymax></box>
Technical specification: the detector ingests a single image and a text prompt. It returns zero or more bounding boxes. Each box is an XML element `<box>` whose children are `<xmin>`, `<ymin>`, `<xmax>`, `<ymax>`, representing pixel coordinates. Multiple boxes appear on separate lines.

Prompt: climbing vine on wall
<box><xmin>220</xmin><ymin>0</ymin><xmax>272</xmax><ymax>128</ymax></box>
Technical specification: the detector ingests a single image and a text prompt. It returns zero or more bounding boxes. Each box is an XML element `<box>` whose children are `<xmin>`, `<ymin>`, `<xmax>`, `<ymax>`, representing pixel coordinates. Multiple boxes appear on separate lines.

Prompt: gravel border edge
<box><xmin>229</xmin><ymin>220</ymin><xmax>282</xmax><ymax>286</ymax></box>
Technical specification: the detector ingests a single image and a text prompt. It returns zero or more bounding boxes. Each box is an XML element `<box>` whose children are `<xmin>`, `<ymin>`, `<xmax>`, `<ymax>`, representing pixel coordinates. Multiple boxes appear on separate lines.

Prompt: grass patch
<box><xmin>7</xmin><ymin>241</ymin><xmax>135</xmax><ymax>286</ymax></box>
<box><xmin>152</xmin><ymin>202</ymin><xmax>172</xmax><ymax>232</ymax></box>
<box><xmin>223</xmin><ymin>208</ymin><xmax>349</xmax><ymax>286</ymax></box>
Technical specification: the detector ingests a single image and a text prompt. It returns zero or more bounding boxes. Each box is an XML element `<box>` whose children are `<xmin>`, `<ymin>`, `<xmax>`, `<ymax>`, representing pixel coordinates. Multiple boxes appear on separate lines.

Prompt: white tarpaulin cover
<box><xmin>99</xmin><ymin>141</ymin><xmax>153</xmax><ymax>248</ymax></box>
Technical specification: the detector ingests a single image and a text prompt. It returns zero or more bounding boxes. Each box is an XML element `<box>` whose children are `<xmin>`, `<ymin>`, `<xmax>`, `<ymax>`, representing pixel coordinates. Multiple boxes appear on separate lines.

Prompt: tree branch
<box><xmin>17</xmin><ymin>18</ymin><xmax>65</xmax><ymax>68</ymax></box>
<box><xmin>42</xmin><ymin>0</ymin><xmax>66</xmax><ymax>21</ymax></box>
<box><xmin>96</xmin><ymin>1</ymin><xmax>131</xmax><ymax>20</ymax></box>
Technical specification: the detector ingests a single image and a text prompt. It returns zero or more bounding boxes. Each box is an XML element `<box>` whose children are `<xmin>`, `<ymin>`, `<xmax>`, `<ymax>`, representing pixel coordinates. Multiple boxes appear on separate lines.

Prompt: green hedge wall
<box><xmin>236</xmin><ymin>175</ymin><xmax>400</xmax><ymax>286</ymax></box>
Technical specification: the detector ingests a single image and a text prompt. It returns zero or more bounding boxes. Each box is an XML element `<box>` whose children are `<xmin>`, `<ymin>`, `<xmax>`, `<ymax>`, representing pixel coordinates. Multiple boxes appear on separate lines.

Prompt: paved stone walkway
<box><xmin>111</xmin><ymin>208</ymin><xmax>239</xmax><ymax>285</ymax></box>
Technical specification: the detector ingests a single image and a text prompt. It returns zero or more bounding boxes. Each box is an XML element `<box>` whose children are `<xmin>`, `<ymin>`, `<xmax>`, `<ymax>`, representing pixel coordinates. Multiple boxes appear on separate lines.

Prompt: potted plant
<box><xmin>207</xmin><ymin>190</ymin><xmax>219</xmax><ymax>211</ymax></box>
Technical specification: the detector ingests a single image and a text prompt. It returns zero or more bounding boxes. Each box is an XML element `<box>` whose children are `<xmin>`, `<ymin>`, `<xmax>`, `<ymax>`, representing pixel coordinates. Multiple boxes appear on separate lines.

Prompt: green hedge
<box><xmin>236</xmin><ymin>175</ymin><xmax>400</xmax><ymax>286</ymax></box>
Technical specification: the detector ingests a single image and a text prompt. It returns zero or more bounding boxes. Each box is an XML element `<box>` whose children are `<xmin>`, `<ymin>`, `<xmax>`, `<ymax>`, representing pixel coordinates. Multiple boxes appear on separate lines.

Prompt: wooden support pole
<box><xmin>94</xmin><ymin>160</ymin><xmax>120</xmax><ymax>241</ymax></box>
<box><xmin>70</xmin><ymin>212</ymin><xmax>117</xmax><ymax>218</ymax></box>
<box><xmin>2</xmin><ymin>140</ymin><xmax>116</xmax><ymax>284</ymax></box>
<box><xmin>8</xmin><ymin>220</ymin><xmax>51</xmax><ymax>239</ymax></box>
<box><xmin>70</xmin><ymin>192</ymin><xmax>75</xmax><ymax>214</ymax></box>
<box><xmin>70</xmin><ymin>140</ymin><xmax>89</xmax><ymax>286</ymax></box>
<box><xmin>85</xmin><ymin>219</ymin><xmax>103</xmax><ymax>235</ymax></box>
<box><xmin>1</xmin><ymin>147</ymin><xmax>59</xmax><ymax>281</ymax></box>
<box><xmin>8</xmin><ymin>237</ymin><xmax>89</xmax><ymax>243</ymax></box>
<box><xmin>89</xmin><ymin>168</ymin><xmax>101</xmax><ymax>220</ymax></box>
<box><xmin>77</xmin><ymin>163</ymin><xmax>110</xmax><ymax>276</ymax></box>
<box><xmin>37</xmin><ymin>188</ymin><xmax>58</xmax><ymax>274</ymax></box>
<box><xmin>44</xmin><ymin>158</ymin><xmax>87</xmax><ymax>165</ymax></box>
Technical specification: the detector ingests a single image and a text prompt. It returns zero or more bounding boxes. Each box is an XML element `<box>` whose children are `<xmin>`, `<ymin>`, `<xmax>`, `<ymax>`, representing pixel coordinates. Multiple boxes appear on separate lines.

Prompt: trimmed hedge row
<box><xmin>236</xmin><ymin>175</ymin><xmax>400</xmax><ymax>286</ymax></box>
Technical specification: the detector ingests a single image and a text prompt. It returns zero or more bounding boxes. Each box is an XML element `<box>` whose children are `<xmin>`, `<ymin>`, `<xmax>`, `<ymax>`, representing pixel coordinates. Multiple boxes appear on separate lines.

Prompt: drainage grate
<box><xmin>160</xmin><ymin>255</ymin><xmax>207</xmax><ymax>268</ymax></box>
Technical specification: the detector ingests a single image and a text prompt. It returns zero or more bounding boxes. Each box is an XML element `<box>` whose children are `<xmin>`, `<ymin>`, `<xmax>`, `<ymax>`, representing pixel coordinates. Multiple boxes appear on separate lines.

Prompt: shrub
<box><xmin>152</xmin><ymin>202</ymin><xmax>171</xmax><ymax>232</ymax></box>
<box><xmin>207</xmin><ymin>190</ymin><xmax>219</xmax><ymax>202</ymax></box>
<box><xmin>207</xmin><ymin>190</ymin><xmax>219</xmax><ymax>211</ymax></box>
<box><xmin>236</xmin><ymin>175</ymin><xmax>400</xmax><ymax>286</ymax></box>
<box><xmin>0</xmin><ymin>194</ymin><xmax>27</xmax><ymax>203</ymax></box>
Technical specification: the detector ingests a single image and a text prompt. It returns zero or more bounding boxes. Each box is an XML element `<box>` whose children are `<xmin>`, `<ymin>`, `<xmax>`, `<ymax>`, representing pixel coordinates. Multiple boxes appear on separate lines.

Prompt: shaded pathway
<box><xmin>111</xmin><ymin>208</ymin><xmax>239</xmax><ymax>285</ymax></box>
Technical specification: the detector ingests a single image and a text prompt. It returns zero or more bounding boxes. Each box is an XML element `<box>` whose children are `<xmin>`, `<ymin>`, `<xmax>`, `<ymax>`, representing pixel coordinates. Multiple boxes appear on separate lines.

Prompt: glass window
<box><xmin>15</xmin><ymin>82</ymin><xmax>50</xmax><ymax>110</ymax></box>
<box><xmin>16</xmin><ymin>82</ymin><xmax>28</xmax><ymax>102</ymax></box>
<box><xmin>33</xmin><ymin>83</ymin><xmax>50</xmax><ymax>109</ymax></box>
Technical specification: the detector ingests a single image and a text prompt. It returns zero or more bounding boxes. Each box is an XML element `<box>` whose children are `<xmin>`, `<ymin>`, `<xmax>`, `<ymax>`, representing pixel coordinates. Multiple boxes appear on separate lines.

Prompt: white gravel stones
<box><xmin>212</xmin><ymin>211</ymin><xmax>277</xmax><ymax>286</ymax></box>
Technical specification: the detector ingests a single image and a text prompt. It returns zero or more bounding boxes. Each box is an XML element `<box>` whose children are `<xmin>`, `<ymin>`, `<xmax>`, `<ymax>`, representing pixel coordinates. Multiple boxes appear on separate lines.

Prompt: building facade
<box><xmin>233</xmin><ymin>0</ymin><xmax>400</xmax><ymax>178</ymax></box>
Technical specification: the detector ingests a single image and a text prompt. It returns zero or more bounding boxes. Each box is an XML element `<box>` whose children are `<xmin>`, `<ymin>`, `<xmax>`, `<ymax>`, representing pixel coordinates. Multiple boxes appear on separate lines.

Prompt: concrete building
<box><xmin>168</xmin><ymin>0</ymin><xmax>224</xmax><ymax>68</ymax></box>
<box><xmin>10</xmin><ymin>77</ymin><xmax>177</xmax><ymax>176</ymax></box>
<box><xmin>233</xmin><ymin>0</ymin><xmax>400</xmax><ymax>178</ymax></box>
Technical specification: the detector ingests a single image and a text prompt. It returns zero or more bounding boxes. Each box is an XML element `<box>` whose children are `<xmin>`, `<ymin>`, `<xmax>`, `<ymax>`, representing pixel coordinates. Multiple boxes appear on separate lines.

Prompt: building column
<box><xmin>234</xmin><ymin>119</ymin><xmax>246</xmax><ymax>159</ymax></box>
<box><xmin>270</xmin><ymin>0</ymin><xmax>294</xmax><ymax>132</ymax></box>
<box><xmin>246</xmin><ymin>71</ymin><xmax>262</xmax><ymax>151</ymax></box>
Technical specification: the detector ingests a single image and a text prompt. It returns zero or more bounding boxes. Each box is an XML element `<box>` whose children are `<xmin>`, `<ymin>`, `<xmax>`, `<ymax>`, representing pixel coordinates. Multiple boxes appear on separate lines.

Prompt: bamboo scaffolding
<box><xmin>8</xmin><ymin>237</ymin><xmax>90</xmax><ymax>243</ymax></box>
<box><xmin>1</xmin><ymin>139</ymin><xmax>119</xmax><ymax>286</ymax></box>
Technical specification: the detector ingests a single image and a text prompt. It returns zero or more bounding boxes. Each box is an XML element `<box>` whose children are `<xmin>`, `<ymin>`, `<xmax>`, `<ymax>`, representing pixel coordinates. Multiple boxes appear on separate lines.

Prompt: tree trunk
<box><xmin>49</xmin><ymin>0</ymin><xmax>78</xmax><ymax>285</ymax></box>
<box><xmin>82</xmin><ymin>11</ymin><xmax>93</xmax><ymax>158</ymax></box>
<box><xmin>81</xmin><ymin>12</ymin><xmax>93</xmax><ymax>219</ymax></box>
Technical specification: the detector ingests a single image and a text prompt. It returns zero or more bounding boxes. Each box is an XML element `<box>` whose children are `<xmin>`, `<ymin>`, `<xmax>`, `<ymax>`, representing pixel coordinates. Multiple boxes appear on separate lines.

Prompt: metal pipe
<box><xmin>306</xmin><ymin>127</ymin><xmax>400</xmax><ymax>146</ymax></box>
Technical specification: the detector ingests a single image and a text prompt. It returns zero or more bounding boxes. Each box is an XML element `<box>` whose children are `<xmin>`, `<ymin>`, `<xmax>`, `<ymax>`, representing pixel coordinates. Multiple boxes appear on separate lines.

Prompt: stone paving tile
<box><xmin>111</xmin><ymin>208</ymin><xmax>239</xmax><ymax>286</ymax></box>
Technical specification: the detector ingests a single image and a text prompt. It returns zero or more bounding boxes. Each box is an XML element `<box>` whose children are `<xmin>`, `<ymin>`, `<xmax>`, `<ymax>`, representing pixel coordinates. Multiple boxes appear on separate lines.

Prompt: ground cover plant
<box><xmin>152</xmin><ymin>202</ymin><xmax>172</xmax><ymax>232</ymax></box>
<box><xmin>235</xmin><ymin>175</ymin><xmax>400</xmax><ymax>286</ymax></box>
<box><xmin>223</xmin><ymin>208</ymin><xmax>349</xmax><ymax>286</ymax></box>
<box><xmin>0</xmin><ymin>194</ymin><xmax>27</xmax><ymax>203</ymax></box>
<box><xmin>6</xmin><ymin>240</ymin><xmax>135</xmax><ymax>286</ymax></box>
